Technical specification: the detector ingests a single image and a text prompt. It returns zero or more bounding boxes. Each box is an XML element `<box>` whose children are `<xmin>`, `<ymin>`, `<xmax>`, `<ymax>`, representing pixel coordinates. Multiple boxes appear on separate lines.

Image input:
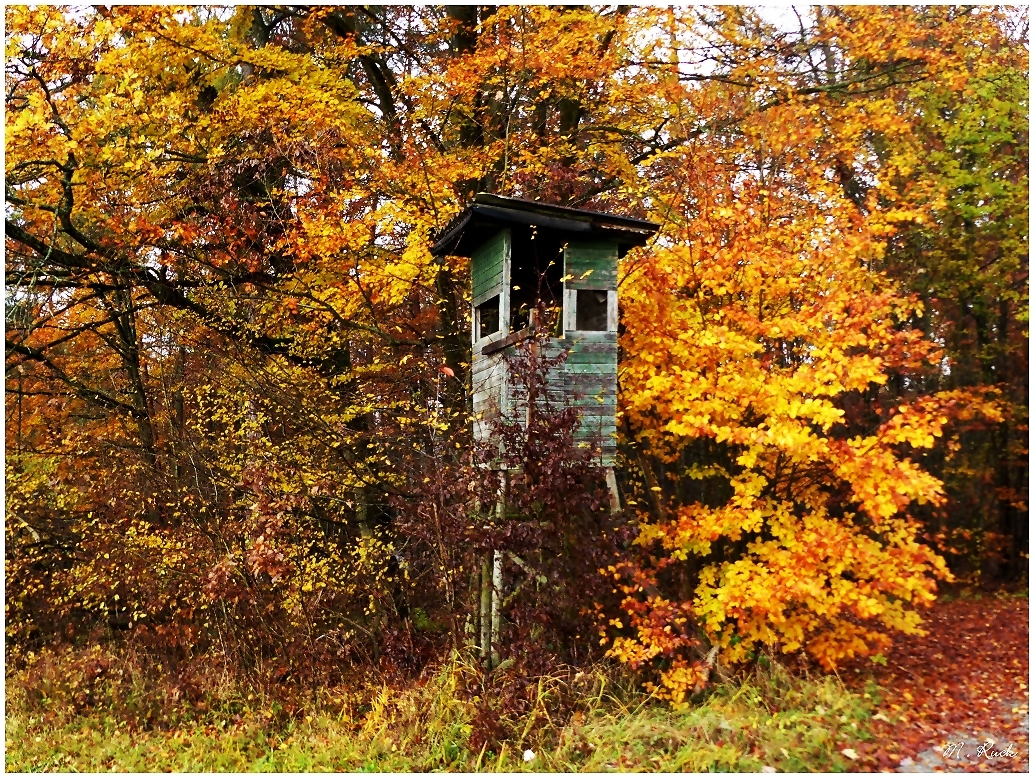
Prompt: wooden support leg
<box><xmin>490</xmin><ymin>549</ymin><xmax>503</xmax><ymax>668</ymax></box>
<box><xmin>480</xmin><ymin>553</ymin><xmax>492</xmax><ymax>660</ymax></box>
<box><xmin>483</xmin><ymin>470</ymin><xmax>508</xmax><ymax>669</ymax></box>
<box><xmin>605</xmin><ymin>467</ymin><xmax>621</xmax><ymax>514</ymax></box>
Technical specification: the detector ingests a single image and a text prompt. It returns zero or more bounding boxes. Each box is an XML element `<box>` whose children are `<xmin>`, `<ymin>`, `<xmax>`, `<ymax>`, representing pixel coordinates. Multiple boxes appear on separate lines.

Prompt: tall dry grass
<box><xmin>6</xmin><ymin>644</ymin><xmax>879</xmax><ymax>771</ymax></box>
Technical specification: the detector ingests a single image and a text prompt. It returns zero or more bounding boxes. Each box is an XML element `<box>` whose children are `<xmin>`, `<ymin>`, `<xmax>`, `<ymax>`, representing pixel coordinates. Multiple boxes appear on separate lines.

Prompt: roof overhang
<box><xmin>430</xmin><ymin>193</ymin><xmax>659</xmax><ymax>257</ymax></box>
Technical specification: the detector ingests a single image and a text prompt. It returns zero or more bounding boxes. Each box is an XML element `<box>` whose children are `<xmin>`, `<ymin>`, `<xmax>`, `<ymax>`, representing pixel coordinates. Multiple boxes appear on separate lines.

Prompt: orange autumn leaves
<box><xmin>606</xmin><ymin>9</ymin><xmax>1017</xmax><ymax>702</ymax></box>
<box><xmin>613</xmin><ymin>204</ymin><xmax>954</xmax><ymax>702</ymax></box>
<box><xmin>5</xmin><ymin>6</ymin><xmax>1023</xmax><ymax>699</ymax></box>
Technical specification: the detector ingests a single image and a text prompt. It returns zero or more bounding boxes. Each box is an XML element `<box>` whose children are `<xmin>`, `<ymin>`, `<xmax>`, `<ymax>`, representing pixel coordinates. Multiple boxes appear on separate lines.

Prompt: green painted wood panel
<box><xmin>545</xmin><ymin>343</ymin><xmax>613</xmax><ymax>358</ymax></box>
<box><xmin>471</xmin><ymin>229</ymin><xmax>510</xmax><ymax>303</ymax></box>
<box><xmin>573</xmin><ymin>410</ymin><xmax>617</xmax><ymax>422</ymax></box>
<box><xmin>542</xmin><ymin>335</ymin><xmax>615</xmax><ymax>352</ymax></box>
<box><xmin>566</xmin><ymin>397</ymin><xmax>617</xmax><ymax>410</ymax></box>
<box><xmin>569</xmin><ymin>398</ymin><xmax>617</xmax><ymax>411</ymax></box>
<box><xmin>564</xmin><ymin>374</ymin><xmax>617</xmax><ymax>390</ymax></box>
<box><xmin>565</xmin><ymin>241</ymin><xmax>618</xmax><ymax>290</ymax></box>
<box><xmin>573</xmin><ymin>415</ymin><xmax>618</xmax><ymax>430</ymax></box>
<box><xmin>471</xmin><ymin>313</ymin><xmax>618</xmax><ymax>465</ymax></box>
<box><xmin>565</xmin><ymin>362</ymin><xmax>615</xmax><ymax>375</ymax></box>
<box><xmin>565</xmin><ymin>349</ymin><xmax>617</xmax><ymax>366</ymax></box>
<box><xmin>472</xmin><ymin>351</ymin><xmax>506</xmax><ymax>445</ymax></box>
<box><xmin>574</xmin><ymin>427</ymin><xmax>618</xmax><ymax>441</ymax></box>
<box><xmin>564</xmin><ymin>395</ymin><xmax>617</xmax><ymax>406</ymax></box>
<box><xmin>568</xmin><ymin>394</ymin><xmax>617</xmax><ymax>408</ymax></box>
<box><xmin>565</xmin><ymin>331</ymin><xmax>618</xmax><ymax>345</ymax></box>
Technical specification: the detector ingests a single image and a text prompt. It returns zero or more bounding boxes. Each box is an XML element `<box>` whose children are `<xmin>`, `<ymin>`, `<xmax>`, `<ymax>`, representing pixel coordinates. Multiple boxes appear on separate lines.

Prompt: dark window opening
<box><xmin>509</xmin><ymin>228</ymin><xmax>564</xmax><ymax>334</ymax></box>
<box><xmin>576</xmin><ymin>289</ymin><xmax>608</xmax><ymax>331</ymax></box>
<box><xmin>478</xmin><ymin>295</ymin><xmax>500</xmax><ymax>339</ymax></box>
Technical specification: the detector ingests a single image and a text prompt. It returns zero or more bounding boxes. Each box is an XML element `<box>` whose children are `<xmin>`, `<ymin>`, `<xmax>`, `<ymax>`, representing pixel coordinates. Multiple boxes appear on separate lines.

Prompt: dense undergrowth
<box><xmin>4</xmin><ymin>10</ymin><xmax>1025</xmax><ymax>773</ymax></box>
<box><xmin>6</xmin><ymin>646</ymin><xmax>878</xmax><ymax>772</ymax></box>
<box><xmin>5</xmin><ymin>6</ymin><xmax>1027</xmax><ymax>712</ymax></box>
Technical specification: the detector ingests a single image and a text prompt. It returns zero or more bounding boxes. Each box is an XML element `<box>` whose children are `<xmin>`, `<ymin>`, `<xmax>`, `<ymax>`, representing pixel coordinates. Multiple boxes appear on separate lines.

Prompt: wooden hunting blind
<box><xmin>431</xmin><ymin>193</ymin><xmax>658</xmax><ymax>466</ymax></box>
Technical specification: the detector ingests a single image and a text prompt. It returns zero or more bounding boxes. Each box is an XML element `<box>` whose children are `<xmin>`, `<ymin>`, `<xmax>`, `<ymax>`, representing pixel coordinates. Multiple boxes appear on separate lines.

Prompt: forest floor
<box><xmin>5</xmin><ymin>590</ymin><xmax>1027</xmax><ymax>772</ymax></box>
<box><xmin>842</xmin><ymin>589</ymin><xmax>1028</xmax><ymax>773</ymax></box>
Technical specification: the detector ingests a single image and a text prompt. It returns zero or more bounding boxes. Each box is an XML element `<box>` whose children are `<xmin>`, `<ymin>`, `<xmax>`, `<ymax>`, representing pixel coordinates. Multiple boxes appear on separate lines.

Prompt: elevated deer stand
<box><xmin>431</xmin><ymin>193</ymin><xmax>658</xmax><ymax>665</ymax></box>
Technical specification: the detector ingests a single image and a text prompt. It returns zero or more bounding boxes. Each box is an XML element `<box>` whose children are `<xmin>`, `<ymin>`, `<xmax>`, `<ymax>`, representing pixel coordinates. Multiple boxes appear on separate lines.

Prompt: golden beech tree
<box><xmin>605</xmin><ymin>6</ymin><xmax>1021</xmax><ymax>703</ymax></box>
<box><xmin>613</xmin><ymin>181</ymin><xmax>962</xmax><ymax>698</ymax></box>
<box><xmin>5</xmin><ymin>6</ymin><xmax>1026</xmax><ymax>687</ymax></box>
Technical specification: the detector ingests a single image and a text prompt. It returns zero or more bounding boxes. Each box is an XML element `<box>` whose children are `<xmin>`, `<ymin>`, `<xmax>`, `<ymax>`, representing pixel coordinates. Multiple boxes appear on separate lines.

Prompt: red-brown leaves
<box><xmin>843</xmin><ymin>594</ymin><xmax>1029</xmax><ymax>772</ymax></box>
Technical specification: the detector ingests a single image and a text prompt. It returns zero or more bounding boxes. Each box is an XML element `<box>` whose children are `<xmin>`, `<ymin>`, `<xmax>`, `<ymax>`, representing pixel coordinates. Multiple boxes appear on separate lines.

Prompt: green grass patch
<box><xmin>6</xmin><ymin>647</ymin><xmax>877</xmax><ymax>772</ymax></box>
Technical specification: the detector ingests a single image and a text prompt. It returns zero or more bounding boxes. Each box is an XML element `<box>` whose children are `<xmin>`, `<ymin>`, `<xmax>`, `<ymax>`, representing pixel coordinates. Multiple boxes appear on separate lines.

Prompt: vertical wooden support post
<box><xmin>605</xmin><ymin>467</ymin><xmax>621</xmax><ymax>514</ymax></box>
<box><xmin>479</xmin><ymin>554</ymin><xmax>492</xmax><ymax>660</ymax></box>
<box><xmin>526</xmin><ymin>308</ymin><xmax>539</xmax><ymax>431</ymax></box>
<box><xmin>490</xmin><ymin>549</ymin><xmax>503</xmax><ymax>668</ymax></box>
<box><xmin>485</xmin><ymin>470</ymin><xmax>508</xmax><ymax>668</ymax></box>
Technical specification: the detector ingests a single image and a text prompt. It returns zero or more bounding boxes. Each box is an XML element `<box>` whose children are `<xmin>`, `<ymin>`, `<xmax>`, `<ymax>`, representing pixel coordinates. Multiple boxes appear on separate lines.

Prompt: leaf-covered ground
<box><xmin>842</xmin><ymin>592</ymin><xmax>1028</xmax><ymax>773</ymax></box>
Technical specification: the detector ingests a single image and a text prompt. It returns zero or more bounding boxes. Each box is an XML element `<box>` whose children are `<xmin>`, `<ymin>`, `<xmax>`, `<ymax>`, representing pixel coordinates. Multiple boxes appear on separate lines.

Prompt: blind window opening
<box><xmin>477</xmin><ymin>295</ymin><xmax>500</xmax><ymax>339</ymax></box>
<box><xmin>576</xmin><ymin>289</ymin><xmax>608</xmax><ymax>331</ymax></box>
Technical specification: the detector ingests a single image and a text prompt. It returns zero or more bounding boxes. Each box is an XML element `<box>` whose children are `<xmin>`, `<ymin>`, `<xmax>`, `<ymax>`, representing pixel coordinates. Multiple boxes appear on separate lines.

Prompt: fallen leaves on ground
<box><xmin>842</xmin><ymin>592</ymin><xmax>1028</xmax><ymax>773</ymax></box>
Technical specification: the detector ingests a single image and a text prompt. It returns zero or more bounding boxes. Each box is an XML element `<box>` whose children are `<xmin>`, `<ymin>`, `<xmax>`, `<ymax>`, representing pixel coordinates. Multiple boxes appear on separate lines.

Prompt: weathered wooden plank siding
<box><xmin>472</xmin><ymin>351</ymin><xmax>506</xmax><ymax>444</ymax></box>
<box><xmin>471</xmin><ymin>229</ymin><xmax>510</xmax><ymax>305</ymax></box>
<box><xmin>565</xmin><ymin>331</ymin><xmax>617</xmax><ymax>345</ymax></box>
<box><xmin>471</xmin><ymin>229</ymin><xmax>512</xmax><ymax>449</ymax></box>
<box><xmin>565</xmin><ymin>349</ymin><xmax>617</xmax><ymax>365</ymax></box>
<box><xmin>543</xmin><ymin>343</ymin><xmax>612</xmax><ymax>358</ymax></box>
<box><xmin>472</xmin><ymin>235</ymin><xmax>621</xmax><ymax>466</ymax></box>
<box><xmin>565</xmin><ymin>326</ymin><xmax>617</xmax><ymax>464</ymax></box>
<box><xmin>563</xmin><ymin>373</ymin><xmax>617</xmax><ymax>392</ymax></box>
<box><xmin>564</xmin><ymin>241</ymin><xmax>618</xmax><ymax>290</ymax></box>
<box><xmin>565</xmin><ymin>361</ymin><xmax>616</xmax><ymax>375</ymax></box>
<box><xmin>574</xmin><ymin>425</ymin><xmax>618</xmax><ymax>442</ymax></box>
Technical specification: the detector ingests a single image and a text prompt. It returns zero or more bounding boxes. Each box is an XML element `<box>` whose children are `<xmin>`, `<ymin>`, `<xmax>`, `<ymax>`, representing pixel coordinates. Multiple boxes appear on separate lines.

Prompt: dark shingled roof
<box><xmin>430</xmin><ymin>193</ymin><xmax>659</xmax><ymax>257</ymax></box>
